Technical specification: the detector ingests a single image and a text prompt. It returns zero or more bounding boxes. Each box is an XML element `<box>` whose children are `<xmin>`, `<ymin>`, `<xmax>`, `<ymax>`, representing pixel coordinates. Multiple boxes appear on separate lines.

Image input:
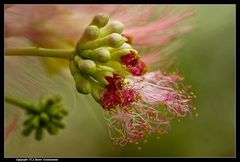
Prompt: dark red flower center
<box><xmin>105</xmin><ymin>73</ymin><xmax>124</xmax><ymax>90</ymax></box>
<box><xmin>128</xmin><ymin>61</ymin><xmax>148</xmax><ymax>76</ymax></box>
<box><xmin>120</xmin><ymin>51</ymin><xmax>139</xmax><ymax>67</ymax></box>
<box><xmin>100</xmin><ymin>90</ymin><xmax>121</xmax><ymax>110</ymax></box>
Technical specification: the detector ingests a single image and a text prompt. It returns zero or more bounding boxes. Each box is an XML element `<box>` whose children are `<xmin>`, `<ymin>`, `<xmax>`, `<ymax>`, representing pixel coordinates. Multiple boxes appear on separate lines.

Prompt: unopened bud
<box><xmin>52</xmin><ymin>119</ymin><xmax>66</xmax><ymax>129</ymax></box>
<box><xmin>31</xmin><ymin>116</ymin><xmax>40</xmax><ymax>128</ymax></box>
<box><xmin>91</xmin><ymin>88</ymin><xmax>101</xmax><ymax>102</ymax></box>
<box><xmin>77</xmin><ymin>33</ymin><xmax>125</xmax><ymax>50</ymax></box>
<box><xmin>39</xmin><ymin>113</ymin><xmax>49</xmax><ymax>124</ymax></box>
<box><xmin>91</xmin><ymin>70</ymin><xmax>113</xmax><ymax>86</ymax></box>
<box><xmin>77</xmin><ymin>25</ymin><xmax>100</xmax><ymax>45</ymax></box>
<box><xmin>60</xmin><ymin>108</ymin><xmax>69</xmax><ymax>116</ymax></box>
<box><xmin>108</xmin><ymin>33</ymin><xmax>125</xmax><ymax>48</ymax></box>
<box><xmin>90</xmin><ymin>13</ymin><xmax>109</xmax><ymax>28</ymax></box>
<box><xmin>69</xmin><ymin>60</ymin><xmax>79</xmax><ymax>75</ymax></box>
<box><xmin>77</xmin><ymin>59</ymin><xmax>96</xmax><ymax>74</ymax></box>
<box><xmin>73</xmin><ymin>73</ymin><xmax>92</xmax><ymax>94</ymax></box>
<box><xmin>22</xmin><ymin>125</ymin><xmax>34</xmax><ymax>136</ymax></box>
<box><xmin>46</xmin><ymin>123</ymin><xmax>58</xmax><ymax>135</ymax></box>
<box><xmin>100</xmin><ymin>21</ymin><xmax>124</xmax><ymax>37</ymax></box>
<box><xmin>119</xmin><ymin>43</ymin><xmax>132</xmax><ymax>49</ymax></box>
<box><xmin>92</xmin><ymin>48</ymin><xmax>111</xmax><ymax>63</ymax></box>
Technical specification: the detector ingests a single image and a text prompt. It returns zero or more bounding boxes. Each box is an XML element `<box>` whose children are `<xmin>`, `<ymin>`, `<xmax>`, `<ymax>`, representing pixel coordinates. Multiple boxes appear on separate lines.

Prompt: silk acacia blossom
<box><xmin>5</xmin><ymin>5</ymin><xmax>195</xmax><ymax>146</ymax></box>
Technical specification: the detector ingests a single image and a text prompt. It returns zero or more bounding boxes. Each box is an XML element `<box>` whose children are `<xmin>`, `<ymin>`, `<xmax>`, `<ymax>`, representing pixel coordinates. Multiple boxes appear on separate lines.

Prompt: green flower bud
<box><xmin>54</xmin><ymin>111</ymin><xmax>64</xmax><ymax>120</ymax></box>
<box><xmin>77</xmin><ymin>25</ymin><xmax>100</xmax><ymax>45</ymax></box>
<box><xmin>79</xmin><ymin>48</ymin><xmax>111</xmax><ymax>63</ymax></box>
<box><xmin>22</xmin><ymin>125</ymin><xmax>34</xmax><ymax>136</ymax></box>
<box><xmin>39</xmin><ymin>113</ymin><xmax>49</xmax><ymax>124</ymax></box>
<box><xmin>90</xmin><ymin>13</ymin><xmax>109</xmax><ymax>28</ymax></box>
<box><xmin>31</xmin><ymin>116</ymin><xmax>40</xmax><ymax>128</ymax></box>
<box><xmin>35</xmin><ymin>127</ymin><xmax>44</xmax><ymax>141</ymax></box>
<box><xmin>119</xmin><ymin>43</ymin><xmax>133</xmax><ymax>49</ymax></box>
<box><xmin>23</xmin><ymin>116</ymin><xmax>34</xmax><ymax>126</ymax></box>
<box><xmin>73</xmin><ymin>73</ymin><xmax>92</xmax><ymax>94</ymax></box>
<box><xmin>77</xmin><ymin>59</ymin><xmax>96</xmax><ymax>74</ymax></box>
<box><xmin>100</xmin><ymin>21</ymin><xmax>124</xmax><ymax>37</ymax></box>
<box><xmin>60</xmin><ymin>108</ymin><xmax>69</xmax><ymax>116</ymax></box>
<box><xmin>77</xmin><ymin>33</ymin><xmax>125</xmax><ymax>50</ymax></box>
<box><xmin>97</xmin><ymin>64</ymin><xmax>115</xmax><ymax>72</ymax></box>
<box><xmin>105</xmin><ymin>61</ymin><xmax>130</xmax><ymax>76</ymax></box>
<box><xmin>73</xmin><ymin>55</ymin><xmax>82</xmax><ymax>64</ymax></box>
<box><xmin>69</xmin><ymin>60</ymin><xmax>80</xmax><ymax>75</ymax></box>
<box><xmin>46</xmin><ymin>123</ymin><xmax>58</xmax><ymax>135</ymax></box>
<box><xmin>91</xmin><ymin>70</ymin><xmax>113</xmax><ymax>86</ymax></box>
<box><xmin>91</xmin><ymin>88</ymin><xmax>101</xmax><ymax>102</ymax></box>
<box><xmin>47</xmin><ymin>106</ymin><xmax>59</xmax><ymax>117</ymax></box>
<box><xmin>108</xmin><ymin>33</ymin><xmax>125</xmax><ymax>48</ymax></box>
<box><xmin>92</xmin><ymin>48</ymin><xmax>111</xmax><ymax>63</ymax></box>
<box><xmin>52</xmin><ymin>119</ymin><xmax>66</xmax><ymax>129</ymax></box>
<box><xmin>45</xmin><ymin>96</ymin><xmax>61</xmax><ymax>108</ymax></box>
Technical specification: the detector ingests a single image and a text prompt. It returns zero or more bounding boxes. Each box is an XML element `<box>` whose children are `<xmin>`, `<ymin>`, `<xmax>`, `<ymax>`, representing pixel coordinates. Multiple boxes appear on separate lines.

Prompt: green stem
<box><xmin>5</xmin><ymin>47</ymin><xmax>75</xmax><ymax>59</ymax></box>
<box><xmin>5</xmin><ymin>96</ymin><xmax>40</xmax><ymax>114</ymax></box>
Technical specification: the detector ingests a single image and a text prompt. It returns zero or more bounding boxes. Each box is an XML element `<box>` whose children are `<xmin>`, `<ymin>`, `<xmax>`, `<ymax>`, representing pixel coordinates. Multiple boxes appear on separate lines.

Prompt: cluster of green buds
<box><xmin>70</xmin><ymin>13</ymin><xmax>147</xmax><ymax>109</ymax></box>
<box><xmin>5</xmin><ymin>95</ymin><xmax>68</xmax><ymax>140</ymax></box>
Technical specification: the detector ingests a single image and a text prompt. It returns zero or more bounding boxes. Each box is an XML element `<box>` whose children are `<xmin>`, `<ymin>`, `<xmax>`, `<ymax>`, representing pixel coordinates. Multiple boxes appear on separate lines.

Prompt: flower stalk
<box><xmin>5</xmin><ymin>47</ymin><xmax>75</xmax><ymax>59</ymax></box>
<box><xmin>5</xmin><ymin>96</ymin><xmax>39</xmax><ymax>114</ymax></box>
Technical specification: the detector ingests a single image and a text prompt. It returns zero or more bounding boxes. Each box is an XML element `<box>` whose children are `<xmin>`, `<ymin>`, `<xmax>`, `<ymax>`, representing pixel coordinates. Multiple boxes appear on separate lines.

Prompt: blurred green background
<box><xmin>4</xmin><ymin>5</ymin><xmax>236</xmax><ymax>157</ymax></box>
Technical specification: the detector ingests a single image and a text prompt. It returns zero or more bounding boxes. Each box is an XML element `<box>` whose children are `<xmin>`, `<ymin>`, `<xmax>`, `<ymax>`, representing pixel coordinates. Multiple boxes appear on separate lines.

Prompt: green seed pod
<box><xmin>77</xmin><ymin>33</ymin><xmax>125</xmax><ymax>50</ymax></box>
<box><xmin>100</xmin><ymin>21</ymin><xmax>124</xmax><ymax>37</ymax></box>
<box><xmin>35</xmin><ymin>127</ymin><xmax>44</xmax><ymax>141</ymax></box>
<box><xmin>77</xmin><ymin>59</ymin><xmax>96</xmax><ymax>74</ymax></box>
<box><xmin>69</xmin><ymin>60</ymin><xmax>80</xmax><ymax>76</ymax></box>
<box><xmin>90</xmin><ymin>13</ymin><xmax>109</xmax><ymax>28</ymax></box>
<box><xmin>73</xmin><ymin>73</ymin><xmax>92</xmax><ymax>94</ymax></box>
<box><xmin>52</xmin><ymin>119</ymin><xmax>66</xmax><ymax>129</ymax></box>
<box><xmin>39</xmin><ymin>113</ymin><xmax>49</xmax><ymax>124</ymax></box>
<box><xmin>22</xmin><ymin>125</ymin><xmax>34</xmax><ymax>136</ymax></box>
<box><xmin>46</xmin><ymin>123</ymin><xmax>59</xmax><ymax>135</ymax></box>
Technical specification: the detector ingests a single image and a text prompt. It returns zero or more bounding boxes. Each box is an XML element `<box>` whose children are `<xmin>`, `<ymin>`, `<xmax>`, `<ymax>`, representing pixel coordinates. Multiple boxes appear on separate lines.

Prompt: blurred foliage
<box><xmin>4</xmin><ymin>5</ymin><xmax>235</xmax><ymax>157</ymax></box>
